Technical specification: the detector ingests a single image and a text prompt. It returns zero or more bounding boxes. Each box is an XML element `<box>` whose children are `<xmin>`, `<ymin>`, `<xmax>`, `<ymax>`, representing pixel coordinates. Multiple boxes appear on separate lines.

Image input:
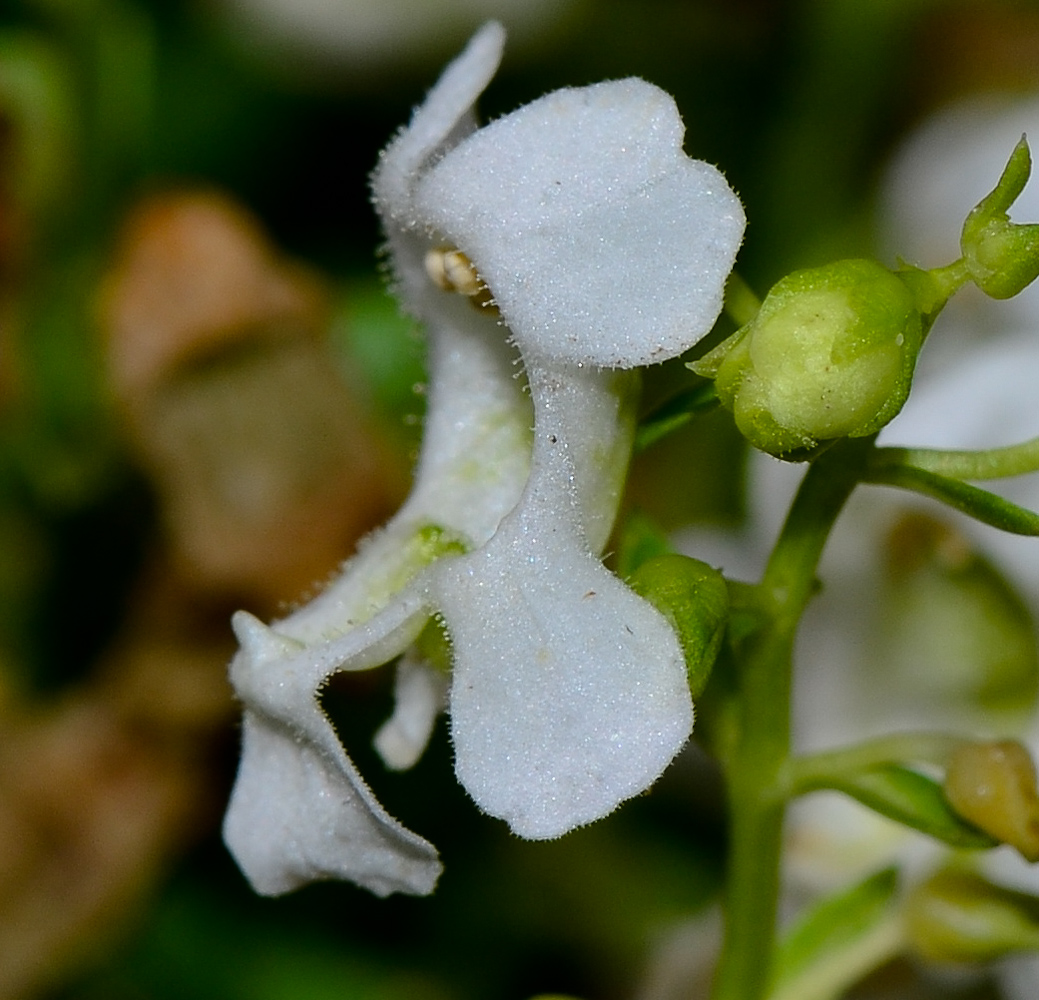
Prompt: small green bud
<box><xmin>961</xmin><ymin>138</ymin><xmax>1039</xmax><ymax>299</ymax></box>
<box><xmin>905</xmin><ymin>869</ymin><xmax>1039</xmax><ymax>965</ymax></box>
<box><xmin>944</xmin><ymin>740</ymin><xmax>1039</xmax><ymax>862</ymax></box>
<box><xmin>627</xmin><ymin>554</ymin><xmax>729</xmax><ymax>697</ymax></box>
<box><xmin>691</xmin><ymin>259</ymin><xmax>923</xmax><ymax>458</ymax></box>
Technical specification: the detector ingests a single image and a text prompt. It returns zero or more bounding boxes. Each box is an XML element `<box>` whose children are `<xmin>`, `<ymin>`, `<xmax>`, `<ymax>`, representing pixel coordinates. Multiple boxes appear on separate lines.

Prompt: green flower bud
<box><xmin>691</xmin><ymin>260</ymin><xmax>924</xmax><ymax>458</ymax></box>
<box><xmin>905</xmin><ymin>869</ymin><xmax>1039</xmax><ymax>965</ymax></box>
<box><xmin>944</xmin><ymin>740</ymin><xmax>1039</xmax><ymax>862</ymax></box>
<box><xmin>627</xmin><ymin>554</ymin><xmax>729</xmax><ymax>697</ymax></box>
<box><xmin>961</xmin><ymin>138</ymin><xmax>1039</xmax><ymax>300</ymax></box>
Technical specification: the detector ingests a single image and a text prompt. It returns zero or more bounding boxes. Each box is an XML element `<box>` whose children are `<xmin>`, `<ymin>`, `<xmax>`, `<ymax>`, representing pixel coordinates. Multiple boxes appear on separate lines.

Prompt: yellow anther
<box><xmin>424</xmin><ymin>247</ymin><xmax>484</xmax><ymax>296</ymax></box>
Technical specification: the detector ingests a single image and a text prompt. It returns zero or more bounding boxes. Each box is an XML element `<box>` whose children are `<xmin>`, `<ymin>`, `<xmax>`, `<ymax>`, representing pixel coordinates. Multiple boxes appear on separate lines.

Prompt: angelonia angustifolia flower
<box><xmin>692</xmin><ymin>258</ymin><xmax>926</xmax><ymax>458</ymax></box>
<box><xmin>221</xmin><ymin>21</ymin><xmax>744</xmax><ymax>899</ymax></box>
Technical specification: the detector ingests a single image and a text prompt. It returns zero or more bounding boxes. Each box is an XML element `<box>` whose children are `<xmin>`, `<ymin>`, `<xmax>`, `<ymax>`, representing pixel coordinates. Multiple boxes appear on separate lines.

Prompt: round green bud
<box><xmin>905</xmin><ymin>869</ymin><xmax>1039</xmax><ymax>965</ymax></box>
<box><xmin>961</xmin><ymin>138</ymin><xmax>1039</xmax><ymax>300</ymax></box>
<box><xmin>692</xmin><ymin>259</ymin><xmax>924</xmax><ymax>459</ymax></box>
<box><xmin>627</xmin><ymin>554</ymin><xmax>729</xmax><ymax>697</ymax></box>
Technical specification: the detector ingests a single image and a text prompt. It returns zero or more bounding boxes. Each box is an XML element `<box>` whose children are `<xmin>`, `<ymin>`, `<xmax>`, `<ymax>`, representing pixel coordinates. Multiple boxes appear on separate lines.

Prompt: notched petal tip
<box><xmin>416</xmin><ymin>77</ymin><xmax>745</xmax><ymax>369</ymax></box>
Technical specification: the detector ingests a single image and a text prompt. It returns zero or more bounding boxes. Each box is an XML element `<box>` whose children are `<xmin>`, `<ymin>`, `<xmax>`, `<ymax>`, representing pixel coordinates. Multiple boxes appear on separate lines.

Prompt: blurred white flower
<box><xmin>224</xmin><ymin>22</ymin><xmax>744</xmax><ymax>898</ymax></box>
<box><xmin>217</xmin><ymin>0</ymin><xmax>573</xmax><ymax>74</ymax></box>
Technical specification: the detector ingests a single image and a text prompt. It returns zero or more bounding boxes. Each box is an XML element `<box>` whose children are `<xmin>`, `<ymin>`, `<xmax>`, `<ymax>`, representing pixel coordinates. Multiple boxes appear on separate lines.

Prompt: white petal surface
<box><xmin>224</xmin><ymin>21</ymin><xmax>529</xmax><ymax>898</ymax></box>
<box><xmin>224</xmin><ymin>710</ymin><xmax>441</xmax><ymax>897</ymax></box>
<box><xmin>224</xmin><ymin>594</ymin><xmax>440</xmax><ymax>896</ymax></box>
<box><xmin>417</xmin><ymin>78</ymin><xmax>744</xmax><ymax>368</ymax></box>
<box><xmin>371</xmin><ymin>21</ymin><xmax>504</xmax><ymax>223</ymax></box>
<box><xmin>441</xmin><ymin>527</ymin><xmax>691</xmax><ymax>839</ymax></box>
<box><xmin>374</xmin><ymin>651</ymin><xmax>449</xmax><ymax>771</ymax></box>
<box><xmin>439</xmin><ymin>364</ymin><xmax>691</xmax><ymax>838</ymax></box>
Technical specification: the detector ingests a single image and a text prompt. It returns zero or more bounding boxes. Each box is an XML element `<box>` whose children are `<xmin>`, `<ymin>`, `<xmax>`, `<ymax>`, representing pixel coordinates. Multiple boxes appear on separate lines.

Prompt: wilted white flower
<box><xmin>224</xmin><ymin>22</ymin><xmax>744</xmax><ymax>899</ymax></box>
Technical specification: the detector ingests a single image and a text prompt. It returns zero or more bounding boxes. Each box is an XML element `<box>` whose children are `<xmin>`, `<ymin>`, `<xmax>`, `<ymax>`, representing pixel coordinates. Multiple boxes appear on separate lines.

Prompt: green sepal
<box><xmin>627</xmin><ymin>554</ymin><xmax>729</xmax><ymax>697</ymax></box>
<box><xmin>768</xmin><ymin>868</ymin><xmax>901</xmax><ymax>1000</ymax></box>
<box><xmin>864</xmin><ymin>461</ymin><xmax>1039</xmax><ymax>535</ymax></box>
<box><xmin>414</xmin><ymin>615</ymin><xmax>454</xmax><ymax>674</ymax></box>
<box><xmin>823</xmin><ymin>765</ymin><xmax>998</xmax><ymax>850</ymax></box>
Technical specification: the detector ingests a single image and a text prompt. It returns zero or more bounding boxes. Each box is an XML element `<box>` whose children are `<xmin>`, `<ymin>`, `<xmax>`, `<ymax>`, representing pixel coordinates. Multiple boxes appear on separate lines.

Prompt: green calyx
<box><xmin>627</xmin><ymin>554</ymin><xmax>729</xmax><ymax>697</ymax></box>
<box><xmin>691</xmin><ymin>259</ymin><xmax>924</xmax><ymax>459</ymax></box>
<box><xmin>961</xmin><ymin>137</ymin><xmax>1039</xmax><ymax>300</ymax></box>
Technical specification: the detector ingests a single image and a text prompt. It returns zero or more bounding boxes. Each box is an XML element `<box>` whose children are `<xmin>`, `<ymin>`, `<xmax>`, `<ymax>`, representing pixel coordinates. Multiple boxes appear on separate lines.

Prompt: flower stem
<box><xmin>710</xmin><ymin>438</ymin><xmax>873</xmax><ymax>1000</ymax></box>
<box><xmin>788</xmin><ymin>731</ymin><xmax>970</xmax><ymax>797</ymax></box>
<box><xmin>875</xmin><ymin>437</ymin><xmax>1039</xmax><ymax>481</ymax></box>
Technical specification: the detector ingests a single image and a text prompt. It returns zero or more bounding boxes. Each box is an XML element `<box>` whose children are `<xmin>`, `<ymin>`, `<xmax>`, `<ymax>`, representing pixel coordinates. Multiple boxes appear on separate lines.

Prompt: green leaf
<box><xmin>827</xmin><ymin>765</ymin><xmax>998</xmax><ymax>850</ymax></box>
<box><xmin>634</xmin><ymin>382</ymin><xmax>718</xmax><ymax>453</ymax></box>
<box><xmin>768</xmin><ymin>868</ymin><xmax>901</xmax><ymax>1000</ymax></box>
<box><xmin>864</xmin><ymin>462</ymin><xmax>1039</xmax><ymax>535</ymax></box>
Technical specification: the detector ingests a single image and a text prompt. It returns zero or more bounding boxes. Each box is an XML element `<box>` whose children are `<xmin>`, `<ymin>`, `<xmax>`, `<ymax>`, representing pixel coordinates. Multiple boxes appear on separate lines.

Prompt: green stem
<box><xmin>788</xmin><ymin>731</ymin><xmax>969</xmax><ymax>797</ymax></box>
<box><xmin>710</xmin><ymin>438</ymin><xmax>872</xmax><ymax>1000</ymax></box>
<box><xmin>876</xmin><ymin>437</ymin><xmax>1039</xmax><ymax>481</ymax></box>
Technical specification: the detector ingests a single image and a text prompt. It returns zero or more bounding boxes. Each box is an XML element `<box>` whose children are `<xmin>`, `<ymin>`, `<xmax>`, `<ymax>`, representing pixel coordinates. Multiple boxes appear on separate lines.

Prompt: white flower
<box><xmin>223</xmin><ymin>21</ymin><xmax>744</xmax><ymax>898</ymax></box>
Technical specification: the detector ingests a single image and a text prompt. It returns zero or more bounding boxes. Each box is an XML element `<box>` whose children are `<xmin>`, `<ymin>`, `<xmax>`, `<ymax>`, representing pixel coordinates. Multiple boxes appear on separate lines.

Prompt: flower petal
<box><xmin>374</xmin><ymin>650</ymin><xmax>449</xmax><ymax>771</ymax></box>
<box><xmin>224</xmin><ymin>21</ymin><xmax>532</xmax><ymax>898</ymax></box>
<box><xmin>223</xmin><ymin>596</ymin><xmax>441</xmax><ymax>896</ymax></box>
<box><xmin>371</xmin><ymin>21</ymin><xmax>504</xmax><ymax>225</ymax></box>
<box><xmin>224</xmin><ymin>709</ymin><xmax>442</xmax><ymax>897</ymax></box>
<box><xmin>416</xmin><ymin>78</ymin><xmax>745</xmax><ymax>368</ymax></box>
<box><xmin>439</xmin><ymin>512</ymin><xmax>691</xmax><ymax>839</ymax></box>
<box><xmin>437</xmin><ymin>364</ymin><xmax>692</xmax><ymax>838</ymax></box>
